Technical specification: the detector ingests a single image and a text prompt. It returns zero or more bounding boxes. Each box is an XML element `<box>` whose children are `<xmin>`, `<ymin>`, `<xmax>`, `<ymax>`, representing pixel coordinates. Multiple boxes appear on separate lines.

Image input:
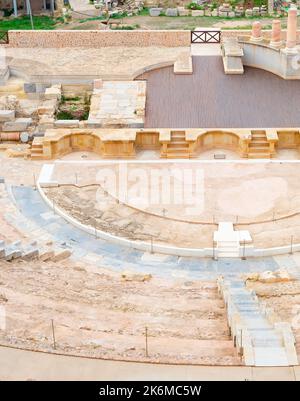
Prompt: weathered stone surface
<box><xmin>37</xmin><ymin>99</ymin><xmax>57</xmax><ymax>116</ymax></box>
<box><xmin>45</xmin><ymin>86</ymin><xmax>61</xmax><ymax>100</ymax></box>
<box><xmin>54</xmin><ymin>120</ymin><xmax>80</xmax><ymax>128</ymax></box>
<box><xmin>52</xmin><ymin>249</ymin><xmax>72</xmax><ymax>262</ymax></box>
<box><xmin>191</xmin><ymin>10</ymin><xmax>204</xmax><ymax>16</ymax></box>
<box><xmin>24</xmin><ymin>83</ymin><xmax>36</xmax><ymax>93</ymax></box>
<box><xmin>178</xmin><ymin>7</ymin><xmax>189</xmax><ymax>16</ymax></box>
<box><xmin>0</xmin><ymin>110</ymin><xmax>15</xmax><ymax>122</ymax></box>
<box><xmin>2</xmin><ymin>118</ymin><xmax>32</xmax><ymax>132</ymax></box>
<box><xmin>166</xmin><ymin>8</ymin><xmax>178</xmax><ymax>17</ymax></box>
<box><xmin>149</xmin><ymin>8</ymin><xmax>162</xmax><ymax>17</ymax></box>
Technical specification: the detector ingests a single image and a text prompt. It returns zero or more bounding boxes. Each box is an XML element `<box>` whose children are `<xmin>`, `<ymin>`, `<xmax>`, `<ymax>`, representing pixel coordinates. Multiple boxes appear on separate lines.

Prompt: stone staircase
<box><xmin>214</xmin><ymin>222</ymin><xmax>253</xmax><ymax>258</ymax></box>
<box><xmin>30</xmin><ymin>137</ymin><xmax>44</xmax><ymax>160</ymax></box>
<box><xmin>218</xmin><ymin>278</ymin><xmax>299</xmax><ymax>366</ymax></box>
<box><xmin>248</xmin><ymin>130</ymin><xmax>271</xmax><ymax>159</ymax></box>
<box><xmin>166</xmin><ymin>131</ymin><xmax>190</xmax><ymax>159</ymax></box>
<box><xmin>0</xmin><ymin>239</ymin><xmax>71</xmax><ymax>262</ymax></box>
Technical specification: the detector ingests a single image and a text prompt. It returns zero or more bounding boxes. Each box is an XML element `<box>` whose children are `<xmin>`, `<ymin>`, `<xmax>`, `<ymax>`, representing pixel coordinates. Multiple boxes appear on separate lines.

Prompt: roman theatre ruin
<box><xmin>2</xmin><ymin>5</ymin><xmax>300</xmax><ymax>378</ymax></box>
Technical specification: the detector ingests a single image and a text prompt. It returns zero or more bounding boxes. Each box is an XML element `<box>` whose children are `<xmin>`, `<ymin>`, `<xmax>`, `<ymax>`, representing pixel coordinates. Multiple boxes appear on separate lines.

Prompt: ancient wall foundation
<box><xmin>7</xmin><ymin>30</ymin><xmax>191</xmax><ymax>48</ymax></box>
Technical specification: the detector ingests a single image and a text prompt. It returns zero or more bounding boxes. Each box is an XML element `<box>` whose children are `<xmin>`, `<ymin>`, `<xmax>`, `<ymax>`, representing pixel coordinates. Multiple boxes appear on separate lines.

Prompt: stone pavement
<box><xmin>5</xmin><ymin>47</ymin><xmax>188</xmax><ymax>81</ymax></box>
<box><xmin>7</xmin><ymin>184</ymin><xmax>300</xmax><ymax>280</ymax></box>
<box><xmin>0</xmin><ymin>345</ymin><xmax>299</xmax><ymax>381</ymax></box>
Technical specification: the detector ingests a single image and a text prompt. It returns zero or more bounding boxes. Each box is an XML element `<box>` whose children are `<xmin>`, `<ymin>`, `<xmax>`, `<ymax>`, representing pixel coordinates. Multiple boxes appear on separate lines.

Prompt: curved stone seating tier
<box><xmin>0</xmin><ymin>182</ymin><xmax>71</xmax><ymax>262</ymax></box>
<box><xmin>6</xmin><ymin>184</ymin><xmax>292</xmax><ymax>279</ymax></box>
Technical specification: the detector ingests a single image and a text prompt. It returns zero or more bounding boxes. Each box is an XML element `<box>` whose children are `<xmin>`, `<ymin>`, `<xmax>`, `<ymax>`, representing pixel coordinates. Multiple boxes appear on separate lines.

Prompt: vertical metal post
<box><xmin>290</xmin><ymin>235</ymin><xmax>294</xmax><ymax>254</ymax></box>
<box><xmin>51</xmin><ymin>319</ymin><xmax>56</xmax><ymax>349</ymax></box>
<box><xmin>242</xmin><ymin>239</ymin><xmax>246</xmax><ymax>260</ymax></box>
<box><xmin>150</xmin><ymin>237</ymin><xmax>153</xmax><ymax>254</ymax></box>
<box><xmin>145</xmin><ymin>326</ymin><xmax>148</xmax><ymax>357</ymax></box>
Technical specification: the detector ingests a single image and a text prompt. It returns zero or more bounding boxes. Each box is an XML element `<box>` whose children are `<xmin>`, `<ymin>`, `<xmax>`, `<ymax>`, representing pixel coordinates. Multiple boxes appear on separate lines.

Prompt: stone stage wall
<box><xmin>7</xmin><ymin>30</ymin><xmax>191</xmax><ymax>48</ymax></box>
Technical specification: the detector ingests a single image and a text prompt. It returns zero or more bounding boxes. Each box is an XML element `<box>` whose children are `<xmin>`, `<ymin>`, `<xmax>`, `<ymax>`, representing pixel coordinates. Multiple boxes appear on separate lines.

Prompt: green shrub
<box><xmin>187</xmin><ymin>2</ymin><xmax>204</xmax><ymax>10</ymax></box>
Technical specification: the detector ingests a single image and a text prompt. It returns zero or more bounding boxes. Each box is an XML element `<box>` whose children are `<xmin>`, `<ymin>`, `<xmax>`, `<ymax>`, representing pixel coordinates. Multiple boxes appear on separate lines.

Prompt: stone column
<box><xmin>285</xmin><ymin>5</ymin><xmax>298</xmax><ymax>53</ymax></box>
<box><xmin>12</xmin><ymin>0</ymin><xmax>18</xmax><ymax>17</ymax></box>
<box><xmin>50</xmin><ymin>0</ymin><xmax>55</xmax><ymax>13</ymax></box>
<box><xmin>270</xmin><ymin>19</ymin><xmax>282</xmax><ymax>47</ymax></box>
<box><xmin>250</xmin><ymin>21</ymin><xmax>263</xmax><ymax>42</ymax></box>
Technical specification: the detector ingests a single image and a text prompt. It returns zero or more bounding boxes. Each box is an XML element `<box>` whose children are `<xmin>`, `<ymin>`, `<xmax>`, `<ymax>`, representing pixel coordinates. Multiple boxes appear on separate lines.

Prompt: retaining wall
<box><xmin>7</xmin><ymin>30</ymin><xmax>191</xmax><ymax>48</ymax></box>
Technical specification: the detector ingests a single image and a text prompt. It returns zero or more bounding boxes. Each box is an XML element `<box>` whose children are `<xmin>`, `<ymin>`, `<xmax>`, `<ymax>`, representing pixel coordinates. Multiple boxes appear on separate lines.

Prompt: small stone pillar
<box><xmin>285</xmin><ymin>5</ymin><xmax>298</xmax><ymax>53</ymax></box>
<box><xmin>250</xmin><ymin>21</ymin><xmax>263</xmax><ymax>42</ymax></box>
<box><xmin>270</xmin><ymin>19</ymin><xmax>282</xmax><ymax>47</ymax></box>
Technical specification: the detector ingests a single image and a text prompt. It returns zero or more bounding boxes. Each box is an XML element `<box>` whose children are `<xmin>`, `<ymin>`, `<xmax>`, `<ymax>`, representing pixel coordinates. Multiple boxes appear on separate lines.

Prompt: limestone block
<box><xmin>219</xmin><ymin>11</ymin><xmax>228</xmax><ymax>17</ymax></box>
<box><xmin>54</xmin><ymin>120</ymin><xmax>80</xmax><ymax>128</ymax></box>
<box><xmin>245</xmin><ymin>9</ymin><xmax>253</xmax><ymax>17</ymax></box>
<box><xmin>22</xmin><ymin>248</ymin><xmax>39</xmax><ymax>260</ymax></box>
<box><xmin>212</xmin><ymin>10</ymin><xmax>218</xmax><ymax>17</ymax></box>
<box><xmin>0</xmin><ymin>110</ymin><xmax>15</xmax><ymax>122</ymax></box>
<box><xmin>178</xmin><ymin>7</ymin><xmax>189</xmax><ymax>16</ymax></box>
<box><xmin>39</xmin><ymin>116</ymin><xmax>55</xmax><ymax>130</ymax></box>
<box><xmin>24</xmin><ymin>83</ymin><xmax>37</xmax><ymax>93</ymax></box>
<box><xmin>45</xmin><ymin>86</ymin><xmax>61</xmax><ymax>101</ymax></box>
<box><xmin>39</xmin><ymin>248</ymin><xmax>55</xmax><ymax>261</ymax></box>
<box><xmin>2</xmin><ymin>118</ymin><xmax>32</xmax><ymax>132</ymax></box>
<box><xmin>252</xmin><ymin>7</ymin><xmax>260</xmax><ymax>17</ymax></box>
<box><xmin>37</xmin><ymin>99</ymin><xmax>57</xmax><ymax>116</ymax></box>
<box><xmin>166</xmin><ymin>8</ymin><xmax>178</xmax><ymax>17</ymax></box>
<box><xmin>228</xmin><ymin>11</ymin><xmax>235</xmax><ymax>17</ymax></box>
<box><xmin>149</xmin><ymin>8</ymin><xmax>162</xmax><ymax>16</ymax></box>
<box><xmin>174</xmin><ymin>51</ymin><xmax>193</xmax><ymax>75</ymax></box>
<box><xmin>52</xmin><ymin>249</ymin><xmax>72</xmax><ymax>262</ymax></box>
<box><xmin>204</xmin><ymin>10</ymin><xmax>212</xmax><ymax>16</ymax></box>
<box><xmin>191</xmin><ymin>10</ymin><xmax>204</xmax><ymax>16</ymax></box>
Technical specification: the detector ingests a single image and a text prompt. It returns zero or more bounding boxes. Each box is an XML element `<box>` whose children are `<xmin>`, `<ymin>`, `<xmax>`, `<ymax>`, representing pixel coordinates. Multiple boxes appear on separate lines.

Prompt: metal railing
<box><xmin>191</xmin><ymin>30</ymin><xmax>221</xmax><ymax>44</ymax></box>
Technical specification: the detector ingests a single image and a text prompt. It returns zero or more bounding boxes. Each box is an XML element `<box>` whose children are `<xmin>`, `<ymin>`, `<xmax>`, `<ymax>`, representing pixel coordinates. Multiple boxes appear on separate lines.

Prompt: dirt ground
<box><xmin>0</xmin><ymin>259</ymin><xmax>240</xmax><ymax>365</ymax></box>
<box><xmin>47</xmin><ymin>161</ymin><xmax>300</xmax><ymax>248</ymax></box>
<box><xmin>247</xmin><ymin>280</ymin><xmax>300</xmax><ymax>359</ymax></box>
<box><xmin>61</xmin><ymin>15</ymin><xmax>284</xmax><ymax>31</ymax></box>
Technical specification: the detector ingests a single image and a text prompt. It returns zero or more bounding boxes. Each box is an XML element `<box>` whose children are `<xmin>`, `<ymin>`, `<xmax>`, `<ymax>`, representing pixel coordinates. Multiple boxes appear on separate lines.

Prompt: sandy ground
<box><xmin>61</xmin><ymin>16</ymin><xmax>286</xmax><ymax>31</ymax></box>
<box><xmin>0</xmin><ymin>259</ymin><xmax>240</xmax><ymax>365</ymax></box>
<box><xmin>47</xmin><ymin>161</ymin><xmax>300</xmax><ymax>248</ymax></box>
<box><xmin>247</xmin><ymin>280</ymin><xmax>300</xmax><ymax>360</ymax></box>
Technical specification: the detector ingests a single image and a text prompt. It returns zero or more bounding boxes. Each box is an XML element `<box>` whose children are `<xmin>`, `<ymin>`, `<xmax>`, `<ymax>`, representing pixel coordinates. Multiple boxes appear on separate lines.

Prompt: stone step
<box><xmin>248</xmin><ymin>152</ymin><xmax>271</xmax><ymax>159</ymax></box>
<box><xmin>218</xmin><ymin>252</ymin><xmax>240</xmax><ymax>257</ymax></box>
<box><xmin>254</xmin><ymin>347</ymin><xmax>289</xmax><ymax>366</ymax></box>
<box><xmin>248</xmin><ymin>146</ymin><xmax>270</xmax><ymax>152</ymax></box>
<box><xmin>249</xmin><ymin>142</ymin><xmax>270</xmax><ymax>151</ymax></box>
<box><xmin>167</xmin><ymin>146</ymin><xmax>189</xmax><ymax>152</ymax></box>
<box><xmin>166</xmin><ymin>153</ymin><xmax>190</xmax><ymax>159</ymax></box>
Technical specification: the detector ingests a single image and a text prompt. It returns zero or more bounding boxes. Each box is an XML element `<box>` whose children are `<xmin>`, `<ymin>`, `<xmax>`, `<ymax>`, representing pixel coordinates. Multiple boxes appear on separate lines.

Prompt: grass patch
<box><xmin>56</xmin><ymin>111</ymin><xmax>74</xmax><ymax>120</ymax></box>
<box><xmin>111</xmin><ymin>24</ymin><xmax>140</xmax><ymax>30</ymax></box>
<box><xmin>0</xmin><ymin>15</ymin><xmax>58</xmax><ymax>31</ymax></box>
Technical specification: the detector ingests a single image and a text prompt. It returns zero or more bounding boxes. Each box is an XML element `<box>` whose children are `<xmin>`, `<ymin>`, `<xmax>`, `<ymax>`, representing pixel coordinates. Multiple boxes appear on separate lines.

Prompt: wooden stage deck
<box><xmin>138</xmin><ymin>56</ymin><xmax>300</xmax><ymax>129</ymax></box>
